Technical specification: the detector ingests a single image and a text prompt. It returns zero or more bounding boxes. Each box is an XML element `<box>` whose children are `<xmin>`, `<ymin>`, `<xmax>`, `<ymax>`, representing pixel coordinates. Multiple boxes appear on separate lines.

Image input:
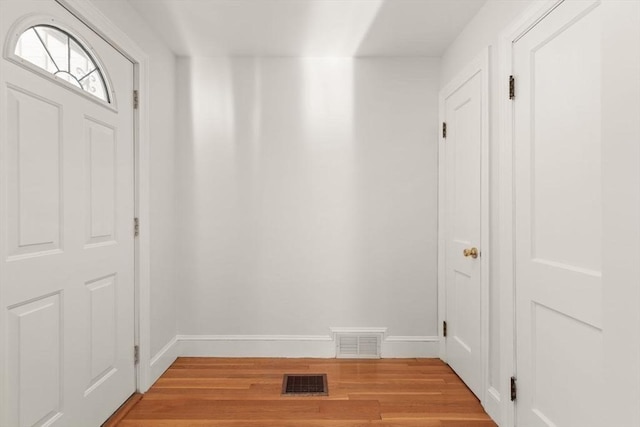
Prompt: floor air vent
<box><xmin>336</xmin><ymin>334</ymin><xmax>382</xmax><ymax>359</ymax></box>
<box><xmin>282</xmin><ymin>374</ymin><xmax>328</xmax><ymax>396</ymax></box>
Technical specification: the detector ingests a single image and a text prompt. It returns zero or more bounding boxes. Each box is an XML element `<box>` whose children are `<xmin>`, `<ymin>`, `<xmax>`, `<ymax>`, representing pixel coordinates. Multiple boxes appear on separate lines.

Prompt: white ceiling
<box><xmin>126</xmin><ymin>0</ymin><xmax>486</xmax><ymax>57</ymax></box>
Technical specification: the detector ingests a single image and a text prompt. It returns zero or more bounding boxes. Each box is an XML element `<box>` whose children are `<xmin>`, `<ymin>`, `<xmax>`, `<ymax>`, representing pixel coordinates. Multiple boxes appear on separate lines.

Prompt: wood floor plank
<box><xmin>115</xmin><ymin>358</ymin><xmax>497</xmax><ymax>427</ymax></box>
<box><xmin>118</xmin><ymin>421</ymin><xmax>392</xmax><ymax>427</ymax></box>
<box><xmin>103</xmin><ymin>393</ymin><xmax>143</xmax><ymax>427</ymax></box>
<box><xmin>117</xmin><ymin>421</ymin><xmax>496</xmax><ymax>427</ymax></box>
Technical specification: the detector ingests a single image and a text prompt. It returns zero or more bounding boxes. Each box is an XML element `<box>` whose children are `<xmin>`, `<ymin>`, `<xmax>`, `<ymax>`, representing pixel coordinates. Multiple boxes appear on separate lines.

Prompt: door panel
<box><xmin>443</xmin><ymin>68</ymin><xmax>484</xmax><ymax>399</ymax></box>
<box><xmin>0</xmin><ymin>1</ymin><xmax>136</xmax><ymax>425</ymax></box>
<box><xmin>86</xmin><ymin>274</ymin><xmax>118</xmax><ymax>392</ymax></box>
<box><xmin>85</xmin><ymin>118</ymin><xmax>117</xmax><ymax>246</ymax></box>
<box><xmin>8</xmin><ymin>293</ymin><xmax>62</xmax><ymax>427</ymax></box>
<box><xmin>6</xmin><ymin>87</ymin><xmax>62</xmax><ymax>258</ymax></box>
<box><xmin>513</xmin><ymin>1</ymin><xmax>604</xmax><ymax>425</ymax></box>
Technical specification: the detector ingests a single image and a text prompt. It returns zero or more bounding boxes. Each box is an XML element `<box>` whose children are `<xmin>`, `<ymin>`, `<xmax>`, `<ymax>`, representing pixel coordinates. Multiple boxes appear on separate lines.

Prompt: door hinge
<box><xmin>133</xmin><ymin>90</ymin><xmax>139</xmax><ymax>109</ymax></box>
<box><xmin>134</xmin><ymin>345</ymin><xmax>139</xmax><ymax>364</ymax></box>
<box><xmin>134</xmin><ymin>217</ymin><xmax>140</xmax><ymax>237</ymax></box>
<box><xmin>443</xmin><ymin>321</ymin><xmax>447</xmax><ymax>338</ymax></box>
<box><xmin>509</xmin><ymin>75</ymin><xmax>515</xmax><ymax>100</ymax></box>
<box><xmin>442</xmin><ymin>122</ymin><xmax>447</xmax><ymax>139</ymax></box>
<box><xmin>510</xmin><ymin>376</ymin><xmax>517</xmax><ymax>401</ymax></box>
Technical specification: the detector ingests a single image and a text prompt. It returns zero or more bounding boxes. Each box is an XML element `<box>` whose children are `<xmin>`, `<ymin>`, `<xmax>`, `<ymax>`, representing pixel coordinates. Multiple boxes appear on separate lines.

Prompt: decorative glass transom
<box><xmin>14</xmin><ymin>25</ymin><xmax>109</xmax><ymax>102</ymax></box>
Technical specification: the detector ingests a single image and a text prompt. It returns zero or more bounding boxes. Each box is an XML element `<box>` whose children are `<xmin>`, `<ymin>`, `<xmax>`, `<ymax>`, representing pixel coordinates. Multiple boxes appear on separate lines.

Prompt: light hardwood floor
<box><xmin>116</xmin><ymin>358</ymin><xmax>497</xmax><ymax>426</ymax></box>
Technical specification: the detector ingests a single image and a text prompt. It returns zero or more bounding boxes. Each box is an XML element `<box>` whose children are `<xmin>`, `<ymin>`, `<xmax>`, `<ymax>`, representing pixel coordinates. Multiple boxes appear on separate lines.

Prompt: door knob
<box><xmin>463</xmin><ymin>247</ymin><xmax>479</xmax><ymax>259</ymax></box>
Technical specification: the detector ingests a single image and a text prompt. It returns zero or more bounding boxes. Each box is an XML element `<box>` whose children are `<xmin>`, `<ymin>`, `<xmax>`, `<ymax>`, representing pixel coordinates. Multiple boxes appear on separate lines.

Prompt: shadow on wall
<box><xmin>175</xmin><ymin>56</ymin><xmax>439</xmax><ymax>338</ymax></box>
<box><xmin>351</xmin><ymin>58</ymin><xmax>439</xmax><ymax>336</ymax></box>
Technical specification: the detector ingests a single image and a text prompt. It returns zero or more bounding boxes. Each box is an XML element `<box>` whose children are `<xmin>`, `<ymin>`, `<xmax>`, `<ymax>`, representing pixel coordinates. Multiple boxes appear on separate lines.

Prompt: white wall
<box><xmin>175</xmin><ymin>57</ymin><xmax>440</xmax><ymax>349</ymax></box>
<box><xmin>439</xmin><ymin>0</ymin><xmax>535</xmax><ymax>419</ymax></box>
<box><xmin>90</xmin><ymin>0</ymin><xmax>178</xmax><ymax>363</ymax></box>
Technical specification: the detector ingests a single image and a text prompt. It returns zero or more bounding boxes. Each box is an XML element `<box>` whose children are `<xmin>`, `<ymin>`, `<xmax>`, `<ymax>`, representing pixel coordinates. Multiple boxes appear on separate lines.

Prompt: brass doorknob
<box><xmin>463</xmin><ymin>247</ymin><xmax>479</xmax><ymax>259</ymax></box>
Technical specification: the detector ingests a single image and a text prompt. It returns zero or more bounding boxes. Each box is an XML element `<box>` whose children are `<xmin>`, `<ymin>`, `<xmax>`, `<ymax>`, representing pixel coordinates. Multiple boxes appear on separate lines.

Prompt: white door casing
<box><xmin>438</xmin><ymin>49</ymin><xmax>490</xmax><ymax>403</ymax></box>
<box><xmin>0</xmin><ymin>1</ymin><xmax>136</xmax><ymax>425</ymax></box>
<box><xmin>512</xmin><ymin>1</ymin><xmax>604</xmax><ymax>425</ymax></box>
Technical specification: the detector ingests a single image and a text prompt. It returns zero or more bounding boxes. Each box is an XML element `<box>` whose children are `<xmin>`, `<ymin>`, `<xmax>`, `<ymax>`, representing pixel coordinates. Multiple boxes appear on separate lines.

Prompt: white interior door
<box><xmin>0</xmin><ymin>1</ymin><xmax>136</xmax><ymax>425</ymax></box>
<box><xmin>441</xmin><ymin>57</ymin><xmax>487</xmax><ymax>400</ymax></box>
<box><xmin>513</xmin><ymin>1</ymin><xmax>604</xmax><ymax>425</ymax></box>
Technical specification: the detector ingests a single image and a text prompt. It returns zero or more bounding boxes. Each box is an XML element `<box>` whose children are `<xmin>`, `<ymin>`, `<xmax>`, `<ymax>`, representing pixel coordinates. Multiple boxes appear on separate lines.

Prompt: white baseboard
<box><xmin>383</xmin><ymin>336</ymin><xmax>440</xmax><ymax>358</ymax></box>
<box><xmin>483</xmin><ymin>386</ymin><xmax>502</xmax><ymax>426</ymax></box>
<box><xmin>149</xmin><ymin>336</ymin><xmax>179</xmax><ymax>386</ymax></box>
<box><xmin>175</xmin><ymin>334</ymin><xmax>439</xmax><ymax>358</ymax></box>
<box><xmin>177</xmin><ymin>334</ymin><xmax>335</xmax><ymax>358</ymax></box>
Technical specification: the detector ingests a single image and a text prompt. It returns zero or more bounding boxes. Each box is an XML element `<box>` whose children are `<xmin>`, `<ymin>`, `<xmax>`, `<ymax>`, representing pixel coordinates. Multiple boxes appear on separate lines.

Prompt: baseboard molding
<box><xmin>149</xmin><ymin>336</ymin><xmax>179</xmax><ymax>386</ymax></box>
<box><xmin>177</xmin><ymin>334</ymin><xmax>335</xmax><ymax>358</ymax></box>
<box><xmin>175</xmin><ymin>334</ymin><xmax>440</xmax><ymax>359</ymax></box>
<box><xmin>383</xmin><ymin>336</ymin><xmax>440</xmax><ymax>358</ymax></box>
<box><xmin>483</xmin><ymin>386</ymin><xmax>502</xmax><ymax>425</ymax></box>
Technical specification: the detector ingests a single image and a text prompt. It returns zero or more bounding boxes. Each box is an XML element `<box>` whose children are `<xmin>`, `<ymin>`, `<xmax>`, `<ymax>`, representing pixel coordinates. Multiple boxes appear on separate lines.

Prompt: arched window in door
<box><xmin>13</xmin><ymin>25</ymin><xmax>110</xmax><ymax>102</ymax></box>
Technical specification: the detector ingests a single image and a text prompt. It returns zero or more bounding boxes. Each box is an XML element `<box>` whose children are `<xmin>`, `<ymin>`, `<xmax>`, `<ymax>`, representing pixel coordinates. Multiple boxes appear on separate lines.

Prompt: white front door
<box><xmin>0</xmin><ymin>1</ymin><xmax>136</xmax><ymax>425</ymax></box>
<box><xmin>441</xmin><ymin>56</ymin><xmax>487</xmax><ymax>399</ymax></box>
<box><xmin>513</xmin><ymin>1</ymin><xmax>604</xmax><ymax>425</ymax></box>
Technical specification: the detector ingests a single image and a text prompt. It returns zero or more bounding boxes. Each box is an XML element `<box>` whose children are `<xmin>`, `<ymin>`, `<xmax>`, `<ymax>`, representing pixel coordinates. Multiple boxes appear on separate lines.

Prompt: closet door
<box><xmin>512</xmin><ymin>1</ymin><xmax>604</xmax><ymax>425</ymax></box>
<box><xmin>440</xmin><ymin>50</ymin><xmax>489</xmax><ymax>402</ymax></box>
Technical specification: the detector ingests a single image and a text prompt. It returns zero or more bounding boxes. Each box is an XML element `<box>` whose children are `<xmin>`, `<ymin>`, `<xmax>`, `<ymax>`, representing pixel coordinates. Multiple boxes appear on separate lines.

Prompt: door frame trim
<box><xmin>437</xmin><ymin>47</ymin><xmax>490</xmax><ymax>407</ymax></box>
<box><xmin>496</xmin><ymin>1</ymin><xmax>565</xmax><ymax>425</ymax></box>
<box><xmin>55</xmin><ymin>0</ymin><xmax>153</xmax><ymax>392</ymax></box>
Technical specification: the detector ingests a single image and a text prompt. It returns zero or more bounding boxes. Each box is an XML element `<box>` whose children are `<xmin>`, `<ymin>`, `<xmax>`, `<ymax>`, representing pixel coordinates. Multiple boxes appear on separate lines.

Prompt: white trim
<box><xmin>173</xmin><ymin>334</ymin><xmax>439</xmax><ymax>359</ymax></box>
<box><xmin>179</xmin><ymin>334</ymin><xmax>333</xmax><ymax>342</ymax></box>
<box><xmin>330</xmin><ymin>327</ymin><xmax>388</xmax><ymax>337</ymax></box>
<box><xmin>149</xmin><ymin>336</ymin><xmax>178</xmax><ymax>387</ymax></box>
<box><xmin>437</xmin><ymin>88</ymin><xmax>446</xmax><ymax>360</ymax></box>
<box><xmin>480</xmin><ymin>48</ymin><xmax>491</xmax><ymax>419</ymax></box>
<box><xmin>54</xmin><ymin>0</ymin><xmax>153</xmax><ymax>392</ymax></box>
<box><xmin>484</xmin><ymin>386</ymin><xmax>502</xmax><ymax>423</ymax></box>
<box><xmin>384</xmin><ymin>335</ymin><xmax>436</xmax><ymax>342</ymax></box>
<box><xmin>382</xmin><ymin>336</ymin><xmax>439</xmax><ymax>358</ymax></box>
<box><xmin>437</xmin><ymin>47</ymin><xmax>490</xmax><ymax>404</ymax></box>
<box><xmin>497</xmin><ymin>1</ymin><xmax>564</xmax><ymax>426</ymax></box>
<box><xmin>178</xmin><ymin>334</ymin><xmax>336</xmax><ymax>358</ymax></box>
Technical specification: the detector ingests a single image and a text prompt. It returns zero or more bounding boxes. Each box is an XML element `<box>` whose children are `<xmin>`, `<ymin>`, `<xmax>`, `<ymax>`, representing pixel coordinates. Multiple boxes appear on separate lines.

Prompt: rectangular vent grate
<box><xmin>336</xmin><ymin>334</ymin><xmax>382</xmax><ymax>359</ymax></box>
<box><xmin>282</xmin><ymin>374</ymin><xmax>328</xmax><ymax>396</ymax></box>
